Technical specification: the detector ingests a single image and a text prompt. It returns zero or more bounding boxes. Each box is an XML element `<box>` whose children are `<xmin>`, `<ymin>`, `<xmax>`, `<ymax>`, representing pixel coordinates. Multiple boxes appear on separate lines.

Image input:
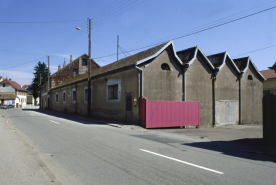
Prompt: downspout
<box><xmin>239</xmin><ymin>72</ymin><xmax>244</xmax><ymax>125</ymax></box>
<box><xmin>183</xmin><ymin>64</ymin><xmax>189</xmax><ymax>101</ymax></box>
<box><xmin>75</xmin><ymin>84</ymin><xmax>77</xmax><ymax>114</ymax></box>
<box><xmin>213</xmin><ymin>68</ymin><xmax>219</xmax><ymax>127</ymax></box>
<box><xmin>135</xmin><ymin>66</ymin><xmax>143</xmax><ymax>97</ymax></box>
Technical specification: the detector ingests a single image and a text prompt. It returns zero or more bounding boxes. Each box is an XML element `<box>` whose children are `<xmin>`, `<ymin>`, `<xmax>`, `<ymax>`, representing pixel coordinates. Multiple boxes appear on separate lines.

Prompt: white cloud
<box><xmin>0</xmin><ymin>70</ymin><xmax>33</xmax><ymax>86</ymax></box>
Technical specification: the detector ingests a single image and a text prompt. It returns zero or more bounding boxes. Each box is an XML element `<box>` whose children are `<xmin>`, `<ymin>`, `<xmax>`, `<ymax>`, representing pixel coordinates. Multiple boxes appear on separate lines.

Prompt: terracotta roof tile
<box><xmin>260</xmin><ymin>69</ymin><xmax>276</xmax><ymax>79</ymax></box>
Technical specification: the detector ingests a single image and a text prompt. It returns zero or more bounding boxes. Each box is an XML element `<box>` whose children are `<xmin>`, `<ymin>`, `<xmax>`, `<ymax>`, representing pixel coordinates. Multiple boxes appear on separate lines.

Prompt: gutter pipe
<box><xmin>135</xmin><ymin>66</ymin><xmax>143</xmax><ymax>97</ymax></box>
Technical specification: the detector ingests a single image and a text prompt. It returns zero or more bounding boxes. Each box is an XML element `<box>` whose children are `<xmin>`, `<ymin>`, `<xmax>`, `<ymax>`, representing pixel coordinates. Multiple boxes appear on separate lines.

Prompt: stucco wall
<box><xmin>186</xmin><ymin>54</ymin><xmax>213</xmax><ymax>127</ymax></box>
<box><xmin>0</xmin><ymin>85</ymin><xmax>15</xmax><ymax>93</ymax></box>
<box><xmin>241</xmin><ymin>64</ymin><xmax>263</xmax><ymax>124</ymax></box>
<box><xmin>143</xmin><ymin>47</ymin><xmax>183</xmax><ymax>101</ymax></box>
<box><xmin>215</xmin><ymin>58</ymin><xmax>239</xmax><ymax>126</ymax></box>
<box><xmin>91</xmin><ymin>68</ymin><xmax>139</xmax><ymax>124</ymax></box>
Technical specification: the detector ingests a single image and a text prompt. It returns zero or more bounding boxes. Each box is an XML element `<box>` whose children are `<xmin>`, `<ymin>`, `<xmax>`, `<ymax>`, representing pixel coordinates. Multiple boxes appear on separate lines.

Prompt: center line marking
<box><xmin>139</xmin><ymin>149</ymin><xmax>224</xmax><ymax>175</ymax></box>
<box><xmin>50</xmin><ymin>120</ymin><xmax>59</xmax><ymax>124</ymax></box>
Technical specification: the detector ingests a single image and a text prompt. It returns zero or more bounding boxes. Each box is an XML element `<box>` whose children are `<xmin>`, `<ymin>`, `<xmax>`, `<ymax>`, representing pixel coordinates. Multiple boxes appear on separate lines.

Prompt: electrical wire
<box><xmin>234</xmin><ymin>44</ymin><xmax>276</xmax><ymax>57</ymax></box>
<box><xmin>0</xmin><ymin>19</ymin><xmax>86</xmax><ymax>24</ymax></box>
<box><xmin>0</xmin><ymin>57</ymin><xmax>46</xmax><ymax>70</ymax></box>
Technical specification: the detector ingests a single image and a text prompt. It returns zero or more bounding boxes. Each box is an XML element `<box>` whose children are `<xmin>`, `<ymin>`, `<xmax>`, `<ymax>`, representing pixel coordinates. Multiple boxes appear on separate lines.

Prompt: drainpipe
<box><xmin>135</xmin><ymin>66</ymin><xmax>143</xmax><ymax>97</ymax></box>
<box><xmin>182</xmin><ymin>64</ymin><xmax>189</xmax><ymax>101</ymax></box>
<box><xmin>75</xmin><ymin>84</ymin><xmax>77</xmax><ymax>114</ymax></box>
<box><xmin>239</xmin><ymin>72</ymin><xmax>244</xmax><ymax>125</ymax></box>
<box><xmin>213</xmin><ymin>68</ymin><xmax>219</xmax><ymax>127</ymax></box>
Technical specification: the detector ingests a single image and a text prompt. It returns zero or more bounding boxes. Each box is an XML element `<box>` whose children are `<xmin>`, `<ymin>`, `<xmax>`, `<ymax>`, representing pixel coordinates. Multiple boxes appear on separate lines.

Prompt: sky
<box><xmin>1</xmin><ymin>0</ymin><xmax>276</xmax><ymax>86</ymax></box>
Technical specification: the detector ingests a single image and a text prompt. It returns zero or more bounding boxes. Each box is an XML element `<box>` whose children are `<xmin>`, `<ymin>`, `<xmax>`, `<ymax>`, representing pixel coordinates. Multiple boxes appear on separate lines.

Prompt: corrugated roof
<box><xmin>176</xmin><ymin>47</ymin><xmax>196</xmax><ymax>64</ymax></box>
<box><xmin>0</xmin><ymin>79</ymin><xmax>27</xmax><ymax>92</ymax></box>
<box><xmin>52</xmin><ymin>42</ymin><xmax>169</xmax><ymax>89</ymax></box>
<box><xmin>260</xmin><ymin>69</ymin><xmax>276</xmax><ymax>79</ymax></box>
<box><xmin>207</xmin><ymin>53</ymin><xmax>225</xmax><ymax>68</ymax></box>
<box><xmin>233</xmin><ymin>57</ymin><xmax>248</xmax><ymax>72</ymax></box>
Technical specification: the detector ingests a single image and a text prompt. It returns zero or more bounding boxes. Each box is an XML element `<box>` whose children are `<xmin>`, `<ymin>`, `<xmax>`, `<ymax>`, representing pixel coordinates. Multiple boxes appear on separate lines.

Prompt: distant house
<box><xmin>0</xmin><ymin>76</ymin><xmax>4</xmax><ymax>82</ymax></box>
<box><xmin>260</xmin><ymin>68</ymin><xmax>276</xmax><ymax>95</ymax></box>
<box><xmin>0</xmin><ymin>78</ymin><xmax>27</xmax><ymax>107</ymax></box>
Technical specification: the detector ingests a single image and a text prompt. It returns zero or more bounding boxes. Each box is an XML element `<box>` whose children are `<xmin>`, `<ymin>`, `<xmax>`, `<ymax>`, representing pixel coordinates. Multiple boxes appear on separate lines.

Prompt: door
<box><xmin>126</xmin><ymin>94</ymin><xmax>133</xmax><ymax>123</ymax></box>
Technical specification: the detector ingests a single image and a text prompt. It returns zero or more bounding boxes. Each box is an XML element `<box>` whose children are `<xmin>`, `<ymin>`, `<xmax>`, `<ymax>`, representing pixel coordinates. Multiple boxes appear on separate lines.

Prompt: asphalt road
<box><xmin>2</xmin><ymin>108</ymin><xmax>276</xmax><ymax>185</ymax></box>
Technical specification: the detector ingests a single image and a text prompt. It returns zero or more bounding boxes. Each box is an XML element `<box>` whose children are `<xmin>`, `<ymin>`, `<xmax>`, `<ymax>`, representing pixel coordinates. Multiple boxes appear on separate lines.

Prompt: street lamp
<box><xmin>76</xmin><ymin>19</ymin><xmax>92</xmax><ymax>117</ymax></box>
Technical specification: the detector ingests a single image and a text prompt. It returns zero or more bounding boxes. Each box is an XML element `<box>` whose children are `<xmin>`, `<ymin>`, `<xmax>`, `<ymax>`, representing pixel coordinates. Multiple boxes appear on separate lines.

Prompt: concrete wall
<box><xmin>215</xmin><ymin>58</ymin><xmax>239</xmax><ymax>126</ymax></box>
<box><xmin>241</xmin><ymin>64</ymin><xmax>263</xmax><ymax>124</ymax></box>
<box><xmin>186</xmin><ymin>53</ymin><xmax>213</xmax><ymax>127</ymax></box>
<box><xmin>143</xmin><ymin>46</ymin><xmax>183</xmax><ymax>101</ymax></box>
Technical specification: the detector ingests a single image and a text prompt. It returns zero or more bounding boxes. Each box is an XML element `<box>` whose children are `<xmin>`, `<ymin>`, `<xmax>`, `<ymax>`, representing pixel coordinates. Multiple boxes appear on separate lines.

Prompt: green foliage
<box><xmin>32</xmin><ymin>61</ymin><xmax>49</xmax><ymax>99</ymax></box>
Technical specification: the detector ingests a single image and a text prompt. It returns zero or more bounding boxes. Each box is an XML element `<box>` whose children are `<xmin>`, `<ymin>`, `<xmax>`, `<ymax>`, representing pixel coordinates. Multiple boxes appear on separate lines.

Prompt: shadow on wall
<box><xmin>183</xmin><ymin>138</ymin><xmax>276</xmax><ymax>163</ymax></box>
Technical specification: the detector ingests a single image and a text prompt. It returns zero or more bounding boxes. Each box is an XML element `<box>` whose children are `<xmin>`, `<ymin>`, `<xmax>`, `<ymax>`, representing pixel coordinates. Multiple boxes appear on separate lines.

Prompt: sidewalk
<box><xmin>0</xmin><ymin>112</ymin><xmax>55</xmax><ymax>184</ymax></box>
<box><xmin>34</xmin><ymin>109</ymin><xmax>276</xmax><ymax>159</ymax></box>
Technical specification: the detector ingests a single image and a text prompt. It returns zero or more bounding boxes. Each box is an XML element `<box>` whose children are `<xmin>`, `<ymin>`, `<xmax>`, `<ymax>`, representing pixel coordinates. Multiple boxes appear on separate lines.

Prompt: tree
<box><xmin>32</xmin><ymin>61</ymin><xmax>49</xmax><ymax>100</ymax></box>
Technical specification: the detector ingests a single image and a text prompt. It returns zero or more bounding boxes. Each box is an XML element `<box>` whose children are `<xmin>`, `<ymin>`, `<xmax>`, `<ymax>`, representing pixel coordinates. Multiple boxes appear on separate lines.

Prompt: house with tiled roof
<box><xmin>260</xmin><ymin>65</ymin><xmax>276</xmax><ymax>95</ymax></box>
<box><xmin>0</xmin><ymin>76</ymin><xmax>4</xmax><ymax>82</ymax></box>
<box><xmin>40</xmin><ymin>40</ymin><xmax>265</xmax><ymax>127</ymax></box>
<box><xmin>0</xmin><ymin>78</ymin><xmax>27</xmax><ymax>107</ymax></box>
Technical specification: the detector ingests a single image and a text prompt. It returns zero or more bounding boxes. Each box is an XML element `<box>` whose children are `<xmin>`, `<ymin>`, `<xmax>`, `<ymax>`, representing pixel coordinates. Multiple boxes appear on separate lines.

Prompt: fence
<box><xmin>140</xmin><ymin>97</ymin><xmax>200</xmax><ymax>128</ymax></box>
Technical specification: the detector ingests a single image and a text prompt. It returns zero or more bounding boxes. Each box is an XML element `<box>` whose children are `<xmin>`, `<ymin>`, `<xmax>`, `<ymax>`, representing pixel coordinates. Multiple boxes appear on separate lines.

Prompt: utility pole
<box><xmin>87</xmin><ymin>18</ymin><xmax>91</xmax><ymax>117</ymax></box>
<box><xmin>48</xmin><ymin>56</ymin><xmax>50</xmax><ymax>110</ymax></box>
<box><xmin>39</xmin><ymin>73</ymin><xmax>41</xmax><ymax>109</ymax></box>
<box><xmin>117</xmin><ymin>35</ymin><xmax>119</xmax><ymax>61</ymax></box>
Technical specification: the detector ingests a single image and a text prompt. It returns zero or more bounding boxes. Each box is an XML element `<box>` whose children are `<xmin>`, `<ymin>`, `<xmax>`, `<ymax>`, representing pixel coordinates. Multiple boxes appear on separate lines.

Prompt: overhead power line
<box><xmin>0</xmin><ymin>57</ymin><xmax>46</xmax><ymax>70</ymax></box>
<box><xmin>93</xmin><ymin>3</ymin><xmax>276</xmax><ymax>60</ymax></box>
<box><xmin>0</xmin><ymin>19</ymin><xmax>86</xmax><ymax>24</ymax></box>
<box><xmin>234</xmin><ymin>44</ymin><xmax>276</xmax><ymax>57</ymax></box>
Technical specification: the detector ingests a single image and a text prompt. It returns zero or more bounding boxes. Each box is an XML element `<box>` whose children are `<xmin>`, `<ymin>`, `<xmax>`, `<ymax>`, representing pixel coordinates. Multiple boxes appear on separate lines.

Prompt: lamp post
<box><xmin>76</xmin><ymin>19</ymin><xmax>91</xmax><ymax>117</ymax></box>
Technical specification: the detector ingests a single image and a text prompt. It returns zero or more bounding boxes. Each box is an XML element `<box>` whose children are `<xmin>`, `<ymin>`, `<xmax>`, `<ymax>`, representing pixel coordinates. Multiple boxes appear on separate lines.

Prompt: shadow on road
<box><xmin>183</xmin><ymin>138</ymin><xmax>276</xmax><ymax>163</ymax></box>
<box><xmin>22</xmin><ymin>109</ymin><xmax>128</xmax><ymax>126</ymax></box>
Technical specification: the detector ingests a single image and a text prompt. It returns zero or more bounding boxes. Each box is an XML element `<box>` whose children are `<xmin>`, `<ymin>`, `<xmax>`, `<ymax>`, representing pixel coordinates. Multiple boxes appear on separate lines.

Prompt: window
<box><xmin>161</xmin><ymin>63</ymin><xmax>170</xmax><ymax>70</ymax></box>
<box><xmin>55</xmin><ymin>93</ymin><xmax>59</xmax><ymax>103</ymax></box>
<box><xmin>73</xmin><ymin>89</ymin><xmax>76</xmax><ymax>102</ymax></box>
<box><xmin>85</xmin><ymin>88</ymin><xmax>88</xmax><ymax>101</ymax></box>
<box><xmin>82</xmin><ymin>59</ymin><xmax>87</xmax><ymax>66</ymax></box>
<box><xmin>108</xmin><ymin>84</ymin><xmax>118</xmax><ymax>100</ymax></box>
<box><xmin>63</xmin><ymin>91</ymin><xmax>66</xmax><ymax>102</ymax></box>
<box><xmin>248</xmin><ymin>75</ymin><xmax>253</xmax><ymax>80</ymax></box>
<box><xmin>73</xmin><ymin>69</ymin><xmax>78</xmax><ymax>75</ymax></box>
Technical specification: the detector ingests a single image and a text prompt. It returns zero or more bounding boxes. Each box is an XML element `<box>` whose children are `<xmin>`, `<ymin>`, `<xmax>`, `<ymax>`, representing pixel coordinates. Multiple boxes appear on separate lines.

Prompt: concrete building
<box><xmin>0</xmin><ymin>78</ymin><xmax>27</xmax><ymax>107</ymax></box>
<box><xmin>41</xmin><ymin>41</ymin><xmax>265</xmax><ymax>127</ymax></box>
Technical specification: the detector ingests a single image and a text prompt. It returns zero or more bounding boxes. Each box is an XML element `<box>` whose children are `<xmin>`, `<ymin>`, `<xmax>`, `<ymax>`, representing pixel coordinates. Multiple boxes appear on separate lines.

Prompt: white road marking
<box><xmin>140</xmin><ymin>149</ymin><xmax>224</xmax><ymax>175</ymax></box>
<box><xmin>50</xmin><ymin>120</ymin><xmax>59</xmax><ymax>124</ymax></box>
<box><xmin>30</xmin><ymin>114</ymin><xmax>34</xmax><ymax>116</ymax></box>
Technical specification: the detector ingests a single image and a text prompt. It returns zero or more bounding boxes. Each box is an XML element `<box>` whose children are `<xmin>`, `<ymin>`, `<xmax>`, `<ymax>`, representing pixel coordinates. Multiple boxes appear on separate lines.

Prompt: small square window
<box><xmin>82</xmin><ymin>59</ymin><xmax>87</xmax><ymax>66</ymax></box>
<box><xmin>108</xmin><ymin>84</ymin><xmax>118</xmax><ymax>100</ymax></box>
<box><xmin>73</xmin><ymin>69</ymin><xmax>78</xmax><ymax>75</ymax></box>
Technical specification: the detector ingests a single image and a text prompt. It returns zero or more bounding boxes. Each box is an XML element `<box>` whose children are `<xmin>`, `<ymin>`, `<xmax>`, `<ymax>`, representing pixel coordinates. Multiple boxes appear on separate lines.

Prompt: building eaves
<box><xmin>233</xmin><ymin>57</ymin><xmax>249</xmax><ymax>72</ymax></box>
<box><xmin>207</xmin><ymin>52</ymin><xmax>225</xmax><ymax>68</ymax></box>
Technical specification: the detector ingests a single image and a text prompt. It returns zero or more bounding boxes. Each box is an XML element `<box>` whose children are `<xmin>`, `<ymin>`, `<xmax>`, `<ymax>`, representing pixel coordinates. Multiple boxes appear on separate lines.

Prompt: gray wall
<box><xmin>0</xmin><ymin>84</ymin><xmax>15</xmax><ymax>93</ymax></box>
<box><xmin>143</xmin><ymin>46</ymin><xmax>183</xmax><ymax>101</ymax></box>
<box><xmin>186</xmin><ymin>53</ymin><xmax>213</xmax><ymax>127</ymax></box>
<box><xmin>241</xmin><ymin>64</ymin><xmax>263</xmax><ymax>124</ymax></box>
<box><xmin>215</xmin><ymin>58</ymin><xmax>239</xmax><ymax>126</ymax></box>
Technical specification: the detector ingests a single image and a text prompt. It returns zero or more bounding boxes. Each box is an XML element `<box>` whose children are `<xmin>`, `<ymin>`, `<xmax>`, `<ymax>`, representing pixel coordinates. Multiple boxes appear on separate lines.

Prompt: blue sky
<box><xmin>1</xmin><ymin>0</ymin><xmax>276</xmax><ymax>85</ymax></box>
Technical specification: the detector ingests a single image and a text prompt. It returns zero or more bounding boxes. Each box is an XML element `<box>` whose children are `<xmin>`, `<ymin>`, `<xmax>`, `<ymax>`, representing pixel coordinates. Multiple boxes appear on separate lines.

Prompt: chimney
<box><xmin>63</xmin><ymin>58</ymin><xmax>66</xmax><ymax>67</ymax></box>
<box><xmin>58</xmin><ymin>64</ymin><xmax>61</xmax><ymax>71</ymax></box>
<box><xmin>70</xmin><ymin>55</ymin><xmax>73</xmax><ymax>63</ymax></box>
<box><xmin>9</xmin><ymin>78</ymin><xmax>11</xmax><ymax>81</ymax></box>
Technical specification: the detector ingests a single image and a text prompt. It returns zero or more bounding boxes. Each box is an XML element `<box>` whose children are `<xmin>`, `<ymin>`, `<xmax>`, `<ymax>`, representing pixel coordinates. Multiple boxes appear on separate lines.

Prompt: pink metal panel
<box><xmin>140</xmin><ymin>97</ymin><xmax>200</xmax><ymax>128</ymax></box>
